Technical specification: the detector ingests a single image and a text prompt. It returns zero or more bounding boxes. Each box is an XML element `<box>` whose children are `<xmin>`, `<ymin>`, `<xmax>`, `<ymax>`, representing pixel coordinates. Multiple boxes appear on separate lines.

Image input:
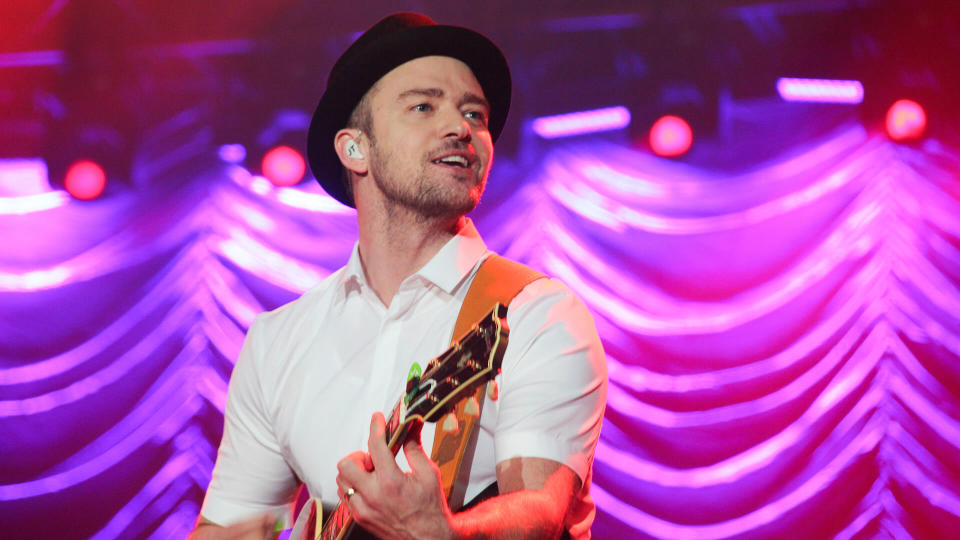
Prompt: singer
<box><xmin>190</xmin><ymin>12</ymin><xmax>607</xmax><ymax>540</ymax></box>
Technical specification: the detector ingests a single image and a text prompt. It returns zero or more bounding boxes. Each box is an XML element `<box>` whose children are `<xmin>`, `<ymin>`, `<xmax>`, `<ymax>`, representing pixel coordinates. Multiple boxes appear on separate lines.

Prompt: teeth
<box><xmin>437</xmin><ymin>156</ymin><xmax>469</xmax><ymax>167</ymax></box>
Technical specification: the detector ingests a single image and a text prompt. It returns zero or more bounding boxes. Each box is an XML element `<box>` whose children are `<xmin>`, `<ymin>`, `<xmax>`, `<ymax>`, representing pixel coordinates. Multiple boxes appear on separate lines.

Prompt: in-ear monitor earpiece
<box><xmin>345</xmin><ymin>138</ymin><xmax>364</xmax><ymax>159</ymax></box>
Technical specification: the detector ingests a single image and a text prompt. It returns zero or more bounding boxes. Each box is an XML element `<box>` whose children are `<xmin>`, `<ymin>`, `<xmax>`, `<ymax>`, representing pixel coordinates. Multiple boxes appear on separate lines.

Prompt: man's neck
<box><xmin>356</xmin><ymin>205</ymin><xmax>465</xmax><ymax>308</ymax></box>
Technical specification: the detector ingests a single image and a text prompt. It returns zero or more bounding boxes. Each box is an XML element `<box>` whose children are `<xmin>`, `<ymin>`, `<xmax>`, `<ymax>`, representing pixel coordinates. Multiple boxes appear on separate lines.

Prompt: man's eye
<box><xmin>465</xmin><ymin>110</ymin><xmax>488</xmax><ymax>124</ymax></box>
<box><xmin>413</xmin><ymin>103</ymin><xmax>432</xmax><ymax>112</ymax></box>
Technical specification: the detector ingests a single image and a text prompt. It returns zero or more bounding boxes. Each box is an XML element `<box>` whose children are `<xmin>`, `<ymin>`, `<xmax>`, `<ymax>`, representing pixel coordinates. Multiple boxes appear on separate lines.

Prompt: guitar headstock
<box><xmin>402</xmin><ymin>303</ymin><xmax>509</xmax><ymax>424</ymax></box>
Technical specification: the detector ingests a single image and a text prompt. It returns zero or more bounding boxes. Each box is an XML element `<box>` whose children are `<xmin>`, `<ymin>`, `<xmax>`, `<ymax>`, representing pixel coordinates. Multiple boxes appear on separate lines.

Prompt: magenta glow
<box><xmin>776</xmin><ymin>78</ymin><xmax>864</xmax><ymax>104</ymax></box>
<box><xmin>531</xmin><ymin>106</ymin><xmax>631</xmax><ymax>139</ymax></box>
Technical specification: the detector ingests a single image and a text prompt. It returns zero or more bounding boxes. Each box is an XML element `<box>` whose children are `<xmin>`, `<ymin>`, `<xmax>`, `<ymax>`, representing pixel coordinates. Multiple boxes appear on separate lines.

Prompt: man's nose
<box><xmin>441</xmin><ymin>109</ymin><xmax>471</xmax><ymax>141</ymax></box>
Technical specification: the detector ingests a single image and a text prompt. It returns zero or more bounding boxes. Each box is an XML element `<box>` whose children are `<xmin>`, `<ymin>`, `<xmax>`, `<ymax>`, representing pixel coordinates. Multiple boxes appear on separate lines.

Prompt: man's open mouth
<box><xmin>432</xmin><ymin>155</ymin><xmax>471</xmax><ymax>168</ymax></box>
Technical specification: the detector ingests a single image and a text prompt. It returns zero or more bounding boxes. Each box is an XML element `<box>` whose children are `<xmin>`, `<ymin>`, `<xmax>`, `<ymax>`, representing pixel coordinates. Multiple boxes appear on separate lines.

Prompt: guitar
<box><xmin>288</xmin><ymin>303</ymin><xmax>510</xmax><ymax>540</ymax></box>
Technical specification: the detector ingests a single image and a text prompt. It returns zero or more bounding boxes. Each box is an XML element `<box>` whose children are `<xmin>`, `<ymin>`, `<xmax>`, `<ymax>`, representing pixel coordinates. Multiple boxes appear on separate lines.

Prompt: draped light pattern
<box><xmin>1</xmin><ymin>123</ymin><xmax>959</xmax><ymax>539</ymax></box>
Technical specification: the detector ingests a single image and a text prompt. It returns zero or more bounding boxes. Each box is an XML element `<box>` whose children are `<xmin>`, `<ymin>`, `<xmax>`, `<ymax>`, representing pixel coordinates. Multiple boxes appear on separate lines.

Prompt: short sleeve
<box><xmin>493</xmin><ymin>278</ymin><xmax>607</xmax><ymax>483</ymax></box>
<box><xmin>200</xmin><ymin>314</ymin><xmax>300</xmax><ymax>525</ymax></box>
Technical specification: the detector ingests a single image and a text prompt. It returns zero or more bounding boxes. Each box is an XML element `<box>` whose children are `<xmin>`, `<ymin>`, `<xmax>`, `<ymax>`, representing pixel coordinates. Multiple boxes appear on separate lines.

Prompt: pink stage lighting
<box><xmin>649</xmin><ymin>115</ymin><xmax>693</xmax><ymax>158</ymax></box>
<box><xmin>262</xmin><ymin>145</ymin><xmax>305</xmax><ymax>187</ymax></box>
<box><xmin>886</xmin><ymin>99</ymin><xmax>927</xmax><ymax>141</ymax></box>
<box><xmin>63</xmin><ymin>160</ymin><xmax>107</xmax><ymax>200</ymax></box>
<box><xmin>776</xmin><ymin>78</ymin><xmax>864</xmax><ymax>104</ymax></box>
<box><xmin>532</xmin><ymin>106</ymin><xmax>631</xmax><ymax>139</ymax></box>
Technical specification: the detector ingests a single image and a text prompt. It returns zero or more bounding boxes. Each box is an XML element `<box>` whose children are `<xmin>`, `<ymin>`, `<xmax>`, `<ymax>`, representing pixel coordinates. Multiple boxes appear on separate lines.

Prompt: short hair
<box><xmin>340</xmin><ymin>83</ymin><xmax>378</xmax><ymax>202</ymax></box>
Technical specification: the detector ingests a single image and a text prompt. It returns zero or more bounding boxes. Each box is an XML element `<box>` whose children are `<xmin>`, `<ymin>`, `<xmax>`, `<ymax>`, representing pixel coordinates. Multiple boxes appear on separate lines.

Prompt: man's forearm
<box><xmin>449</xmin><ymin>487</ymin><xmax>568</xmax><ymax>540</ymax></box>
<box><xmin>187</xmin><ymin>514</ymin><xmax>278</xmax><ymax>540</ymax></box>
<box><xmin>187</xmin><ymin>522</ymin><xmax>219</xmax><ymax>540</ymax></box>
<box><xmin>447</xmin><ymin>464</ymin><xmax>575</xmax><ymax>540</ymax></box>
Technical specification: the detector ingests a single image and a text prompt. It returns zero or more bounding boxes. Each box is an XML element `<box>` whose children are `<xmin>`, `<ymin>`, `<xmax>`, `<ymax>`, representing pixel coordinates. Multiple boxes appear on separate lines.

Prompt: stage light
<box><xmin>218</xmin><ymin>144</ymin><xmax>247</xmax><ymax>164</ymax></box>
<box><xmin>649</xmin><ymin>115</ymin><xmax>693</xmax><ymax>157</ymax></box>
<box><xmin>0</xmin><ymin>158</ymin><xmax>50</xmax><ymax>197</ymax></box>
<box><xmin>261</xmin><ymin>145</ymin><xmax>305</xmax><ymax>186</ymax></box>
<box><xmin>776</xmin><ymin>78</ymin><xmax>864</xmax><ymax>104</ymax></box>
<box><xmin>532</xmin><ymin>106</ymin><xmax>631</xmax><ymax>139</ymax></box>
<box><xmin>63</xmin><ymin>160</ymin><xmax>107</xmax><ymax>200</ymax></box>
<box><xmin>886</xmin><ymin>99</ymin><xmax>926</xmax><ymax>141</ymax></box>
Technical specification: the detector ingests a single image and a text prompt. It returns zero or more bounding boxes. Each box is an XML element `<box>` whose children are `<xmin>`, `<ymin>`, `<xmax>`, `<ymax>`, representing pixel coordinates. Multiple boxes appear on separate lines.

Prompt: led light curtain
<box><xmin>2</xmin><ymin>123</ymin><xmax>960</xmax><ymax>539</ymax></box>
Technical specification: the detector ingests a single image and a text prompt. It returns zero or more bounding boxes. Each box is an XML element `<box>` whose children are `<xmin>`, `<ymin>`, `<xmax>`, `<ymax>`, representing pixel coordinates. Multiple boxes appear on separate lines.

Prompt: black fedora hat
<box><xmin>306</xmin><ymin>12</ymin><xmax>512</xmax><ymax>208</ymax></box>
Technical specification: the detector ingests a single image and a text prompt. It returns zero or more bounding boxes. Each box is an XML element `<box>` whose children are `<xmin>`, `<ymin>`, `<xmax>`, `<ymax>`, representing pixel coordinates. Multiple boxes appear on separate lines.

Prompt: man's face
<box><xmin>363</xmin><ymin>56</ymin><xmax>494</xmax><ymax>220</ymax></box>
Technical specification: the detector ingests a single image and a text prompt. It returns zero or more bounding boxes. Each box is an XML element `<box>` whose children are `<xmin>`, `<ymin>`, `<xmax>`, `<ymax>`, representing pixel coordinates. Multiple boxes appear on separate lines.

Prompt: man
<box><xmin>192</xmin><ymin>13</ymin><xmax>606</xmax><ymax>540</ymax></box>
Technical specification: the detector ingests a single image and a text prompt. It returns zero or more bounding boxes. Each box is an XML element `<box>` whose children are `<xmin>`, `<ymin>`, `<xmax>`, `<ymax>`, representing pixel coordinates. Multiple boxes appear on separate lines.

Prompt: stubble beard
<box><xmin>368</xmin><ymin>140</ymin><xmax>486</xmax><ymax>223</ymax></box>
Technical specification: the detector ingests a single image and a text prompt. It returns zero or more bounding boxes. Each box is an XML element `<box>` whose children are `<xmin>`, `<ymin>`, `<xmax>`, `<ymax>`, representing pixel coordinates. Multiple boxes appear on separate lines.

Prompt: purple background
<box><xmin>5</xmin><ymin>121</ymin><xmax>960</xmax><ymax>538</ymax></box>
<box><xmin>2</xmin><ymin>2</ymin><xmax>960</xmax><ymax>539</ymax></box>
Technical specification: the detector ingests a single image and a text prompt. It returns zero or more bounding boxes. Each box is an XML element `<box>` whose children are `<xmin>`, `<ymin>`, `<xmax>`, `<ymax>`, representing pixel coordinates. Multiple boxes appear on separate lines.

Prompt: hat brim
<box><xmin>307</xmin><ymin>24</ymin><xmax>511</xmax><ymax>208</ymax></box>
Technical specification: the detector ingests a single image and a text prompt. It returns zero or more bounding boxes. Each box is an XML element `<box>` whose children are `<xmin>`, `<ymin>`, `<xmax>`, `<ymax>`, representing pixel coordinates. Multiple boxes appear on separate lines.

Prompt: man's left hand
<box><xmin>335</xmin><ymin>412</ymin><xmax>454</xmax><ymax>540</ymax></box>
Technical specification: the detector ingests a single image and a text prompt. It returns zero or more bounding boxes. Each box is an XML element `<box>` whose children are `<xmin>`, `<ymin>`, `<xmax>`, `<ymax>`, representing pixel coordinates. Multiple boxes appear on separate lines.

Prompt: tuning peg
<box><xmin>487</xmin><ymin>380</ymin><xmax>499</xmax><ymax>401</ymax></box>
<box><xmin>441</xmin><ymin>412</ymin><xmax>460</xmax><ymax>434</ymax></box>
<box><xmin>464</xmin><ymin>395</ymin><xmax>480</xmax><ymax>417</ymax></box>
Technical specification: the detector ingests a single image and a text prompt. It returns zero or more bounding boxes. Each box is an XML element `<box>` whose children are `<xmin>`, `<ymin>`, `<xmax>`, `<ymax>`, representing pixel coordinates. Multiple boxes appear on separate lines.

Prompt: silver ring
<box><xmin>345</xmin><ymin>487</ymin><xmax>355</xmax><ymax>500</ymax></box>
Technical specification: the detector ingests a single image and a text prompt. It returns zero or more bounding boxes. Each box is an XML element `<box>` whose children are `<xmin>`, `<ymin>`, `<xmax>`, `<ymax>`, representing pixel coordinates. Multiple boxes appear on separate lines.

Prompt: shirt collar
<box><xmin>341</xmin><ymin>245</ymin><xmax>366</xmax><ymax>300</ymax></box>
<box><xmin>416</xmin><ymin>218</ymin><xmax>488</xmax><ymax>295</ymax></box>
<box><xmin>339</xmin><ymin>218</ymin><xmax>488</xmax><ymax>300</ymax></box>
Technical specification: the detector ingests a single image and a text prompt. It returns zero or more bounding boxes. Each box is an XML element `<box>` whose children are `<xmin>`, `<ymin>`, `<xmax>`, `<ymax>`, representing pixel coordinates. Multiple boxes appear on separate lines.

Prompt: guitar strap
<box><xmin>429</xmin><ymin>254</ymin><xmax>544</xmax><ymax>509</ymax></box>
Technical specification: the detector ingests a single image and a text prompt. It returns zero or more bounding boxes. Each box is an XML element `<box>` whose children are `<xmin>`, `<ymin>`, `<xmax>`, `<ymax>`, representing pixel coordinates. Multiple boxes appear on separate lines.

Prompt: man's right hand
<box><xmin>187</xmin><ymin>514</ymin><xmax>278</xmax><ymax>540</ymax></box>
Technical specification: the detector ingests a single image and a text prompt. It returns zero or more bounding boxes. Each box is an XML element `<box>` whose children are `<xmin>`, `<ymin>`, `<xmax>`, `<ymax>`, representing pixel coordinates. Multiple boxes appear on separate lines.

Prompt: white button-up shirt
<box><xmin>202</xmin><ymin>219</ymin><xmax>607</xmax><ymax>538</ymax></box>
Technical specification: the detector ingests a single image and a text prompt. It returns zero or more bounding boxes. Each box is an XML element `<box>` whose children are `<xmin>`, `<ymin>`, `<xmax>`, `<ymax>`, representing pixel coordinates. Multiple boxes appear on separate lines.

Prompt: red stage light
<box><xmin>886</xmin><ymin>99</ymin><xmax>926</xmax><ymax>141</ymax></box>
<box><xmin>64</xmin><ymin>160</ymin><xmax>107</xmax><ymax>200</ymax></box>
<box><xmin>262</xmin><ymin>145</ymin><xmax>306</xmax><ymax>186</ymax></box>
<box><xmin>650</xmin><ymin>115</ymin><xmax>693</xmax><ymax>157</ymax></box>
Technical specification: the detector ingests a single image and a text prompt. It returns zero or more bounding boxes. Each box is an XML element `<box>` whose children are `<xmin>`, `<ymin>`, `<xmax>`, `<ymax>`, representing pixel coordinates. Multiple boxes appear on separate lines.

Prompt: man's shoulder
<box><xmin>478</xmin><ymin>255</ymin><xmax>586</xmax><ymax>318</ymax></box>
<box><xmin>513</xmin><ymin>276</ymin><xmax>588</xmax><ymax>315</ymax></box>
<box><xmin>252</xmin><ymin>266</ymin><xmax>348</xmax><ymax>336</ymax></box>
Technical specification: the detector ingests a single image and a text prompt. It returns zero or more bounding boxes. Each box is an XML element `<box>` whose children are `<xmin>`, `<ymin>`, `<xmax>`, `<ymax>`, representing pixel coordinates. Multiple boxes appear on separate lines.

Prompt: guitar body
<box><xmin>289</xmin><ymin>304</ymin><xmax>510</xmax><ymax>540</ymax></box>
<box><xmin>289</xmin><ymin>498</ymin><xmax>377</xmax><ymax>540</ymax></box>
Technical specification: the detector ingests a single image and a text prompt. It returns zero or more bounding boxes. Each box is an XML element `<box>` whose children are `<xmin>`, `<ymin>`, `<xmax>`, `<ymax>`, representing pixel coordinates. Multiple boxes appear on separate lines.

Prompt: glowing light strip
<box><xmin>89</xmin><ymin>433</ymin><xmax>211</xmax><ymax>539</ymax></box>
<box><xmin>216</xmin><ymin>228</ymin><xmax>328</xmax><ymax>291</ymax></box>
<box><xmin>596</xmin><ymin>338</ymin><xmax>884</xmax><ymax>489</ymax></box>
<box><xmin>594</xmin><ymin>423</ymin><xmax>884</xmax><ymax>538</ymax></box>
<box><xmin>603</xmin><ymin>301</ymin><xmax>882</xmax><ymax>416</ymax></box>
<box><xmin>0</xmin><ymin>49</ymin><xmax>64</xmax><ymax>68</ymax></box>
<box><xmin>0</xmin><ymin>246</ymin><xmax>244</xmax><ymax>384</ymax></box>
<box><xmin>134</xmin><ymin>39</ymin><xmax>255</xmax><ymax>59</ymax></box>
<box><xmin>0</xmin><ymin>191</ymin><xmax>69</xmax><ymax>214</ymax></box>
<box><xmin>0</xmin><ymin>158</ymin><xmax>50</xmax><ymax>195</ymax></box>
<box><xmin>776</xmin><ymin>78</ymin><xmax>864</xmax><ymax>104</ymax></box>
<box><xmin>0</xmin><ymin>370</ymin><xmax>207</xmax><ymax>499</ymax></box>
<box><xmin>276</xmin><ymin>187</ymin><xmax>354</xmax><ymax>214</ymax></box>
<box><xmin>228</xmin><ymin>164</ymin><xmax>353</xmax><ymax>214</ymax></box>
<box><xmin>532</xmin><ymin>106</ymin><xmax>631</xmax><ymax>139</ymax></box>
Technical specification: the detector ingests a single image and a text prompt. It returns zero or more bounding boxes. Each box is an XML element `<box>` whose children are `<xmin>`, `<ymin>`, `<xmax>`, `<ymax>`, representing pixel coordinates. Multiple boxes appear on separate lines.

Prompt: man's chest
<box><xmin>271</xmin><ymin>288</ymin><xmax>466</xmax><ymax>499</ymax></box>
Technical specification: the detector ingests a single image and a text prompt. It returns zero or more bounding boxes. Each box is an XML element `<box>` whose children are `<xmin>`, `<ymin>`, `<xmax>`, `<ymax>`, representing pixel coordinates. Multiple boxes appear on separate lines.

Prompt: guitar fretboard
<box><xmin>312</xmin><ymin>304</ymin><xmax>507</xmax><ymax>540</ymax></box>
<box><xmin>319</xmin><ymin>397</ymin><xmax>409</xmax><ymax>540</ymax></box>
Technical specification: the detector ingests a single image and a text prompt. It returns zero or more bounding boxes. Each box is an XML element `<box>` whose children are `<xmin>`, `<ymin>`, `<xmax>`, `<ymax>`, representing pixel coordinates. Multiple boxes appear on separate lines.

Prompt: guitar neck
<box><xmin>384</xmin><ymin>398</ymin><xmax>422</xmax><ymax>454</ymax></box>
<box><xmin>312</xmin><ymin>303</ymin><xmax>509</xmax><ymax>540</ymax></box>
<box><xmin>318</xmin><ymin>399</ymin><xmax>420</xmax><ymax>540</ymax></box>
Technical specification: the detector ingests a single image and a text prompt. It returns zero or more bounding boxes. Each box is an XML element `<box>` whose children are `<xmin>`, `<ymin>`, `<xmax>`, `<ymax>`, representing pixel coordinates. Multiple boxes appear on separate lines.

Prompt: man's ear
<box><xmin>334</xmin><ymin>129</ymin><xmax>368</xmax><ymax>175</ymax></box>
